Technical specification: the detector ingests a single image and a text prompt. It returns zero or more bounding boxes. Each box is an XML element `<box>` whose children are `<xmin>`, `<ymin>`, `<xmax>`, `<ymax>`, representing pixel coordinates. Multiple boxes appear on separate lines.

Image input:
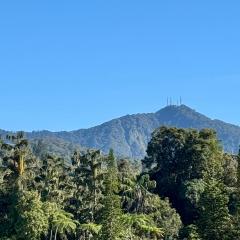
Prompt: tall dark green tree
<box><xmin>143</xmin><ymin>127</ymin><xmax>224</xmax><ymax>224</ymax></box>
<box><xmin>100</xmin><ymin>149</ymin><xmax>123</xmax><ymax>240</ymax></box>
<box><xmin>197</xmin><ymin>180</ymin><xmax>233</xmax><ymax>240</ymax></box>
<box><xmin>14</xmin><ymin>191</ymin><xmax>48</xmax><ymax>240</ymax></box>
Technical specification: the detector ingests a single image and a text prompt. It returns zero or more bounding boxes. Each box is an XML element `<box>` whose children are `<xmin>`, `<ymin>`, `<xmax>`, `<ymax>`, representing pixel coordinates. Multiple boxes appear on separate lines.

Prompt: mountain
<box><xmin>1</xmin><ymin>105</ymin><xmax>240</xmax><ymax>159</ymax></box>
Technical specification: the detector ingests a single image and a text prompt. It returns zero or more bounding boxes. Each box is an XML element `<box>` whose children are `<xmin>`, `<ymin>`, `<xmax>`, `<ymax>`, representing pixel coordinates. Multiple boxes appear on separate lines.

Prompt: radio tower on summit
<box><xmin>166</xmin><ymin>97</ymin><xmax>183</xmax><ymax>106</ymax></box>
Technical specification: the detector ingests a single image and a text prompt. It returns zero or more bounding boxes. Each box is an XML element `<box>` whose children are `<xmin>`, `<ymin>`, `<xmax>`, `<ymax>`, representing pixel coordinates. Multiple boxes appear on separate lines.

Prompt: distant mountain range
<box><xmin>1</xmin><ymin>105</ymin><xmax>240</xmax><ymax>159</ymax></box>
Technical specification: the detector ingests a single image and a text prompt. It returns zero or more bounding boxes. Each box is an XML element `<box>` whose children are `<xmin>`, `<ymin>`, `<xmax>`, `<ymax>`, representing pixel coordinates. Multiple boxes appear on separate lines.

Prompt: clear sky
<box><xmin>0</xmin><ymin>1</ymin><xmax>240</xmax><ymax>131</ymax></box>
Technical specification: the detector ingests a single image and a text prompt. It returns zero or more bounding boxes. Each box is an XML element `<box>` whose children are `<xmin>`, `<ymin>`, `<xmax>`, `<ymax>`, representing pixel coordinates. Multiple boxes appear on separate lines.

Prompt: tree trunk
<box><xmin>54</xmin><ymin>226</ymin><xmax>58</xmax><ymax>240</ymax></box>
<box><xmin>49</xmin><ymin>228</ymin><xmax>53</xmax><ymax>240</ymax></box>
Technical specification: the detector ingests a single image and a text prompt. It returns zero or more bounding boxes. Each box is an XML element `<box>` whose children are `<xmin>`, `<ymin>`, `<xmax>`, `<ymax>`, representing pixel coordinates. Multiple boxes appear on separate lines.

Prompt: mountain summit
<box><xmin>2</xmin><ymin>105</ymin><xmax>240</xmax><ymax>159</ymax></box>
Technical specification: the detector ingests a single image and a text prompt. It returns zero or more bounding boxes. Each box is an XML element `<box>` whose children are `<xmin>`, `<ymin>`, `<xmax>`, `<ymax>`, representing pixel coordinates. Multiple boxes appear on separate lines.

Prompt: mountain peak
<box><xmin>155</xmin><ymin>104</ymin><xmax>211</xmax><ymax>124</ymax></box>
<box><xmin>156</xmin><ymin>104</ymin><xmax>195</xmax><ymax>114</ymax></box>
<box><xmin>2</xmin><ymin>105</ymin><xmax>240</xmax><ymax>160</ymax></box>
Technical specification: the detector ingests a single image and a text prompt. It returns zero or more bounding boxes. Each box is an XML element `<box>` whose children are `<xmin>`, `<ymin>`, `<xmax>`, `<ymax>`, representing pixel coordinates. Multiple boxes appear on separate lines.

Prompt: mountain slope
<box><xmin>16</xmin><ymin>105</ymin><xmax>240</xmax><ymax>159</ymax></box>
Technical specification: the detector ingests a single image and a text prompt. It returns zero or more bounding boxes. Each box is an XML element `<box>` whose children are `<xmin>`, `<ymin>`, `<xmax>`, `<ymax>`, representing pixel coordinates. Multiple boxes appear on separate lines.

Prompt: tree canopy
<box><xmin>1</xmin><ymin>127</ymin><xmax>240</xmax><ymax>239</ymax></box>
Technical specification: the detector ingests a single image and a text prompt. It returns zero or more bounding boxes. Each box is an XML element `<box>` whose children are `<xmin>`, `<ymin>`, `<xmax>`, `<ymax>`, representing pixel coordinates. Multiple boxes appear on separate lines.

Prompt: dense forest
<box><xmin>1</xmin><ymin>126</ymin><xmax>240</xmax><ymax>239</ymax></box>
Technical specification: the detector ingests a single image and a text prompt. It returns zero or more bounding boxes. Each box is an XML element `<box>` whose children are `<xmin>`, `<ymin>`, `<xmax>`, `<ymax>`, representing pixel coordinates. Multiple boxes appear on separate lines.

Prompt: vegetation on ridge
<box><xmin>3</xmin><ymin>105</ymin><xmax>240</xmax><ymax>160</ymax></box>
<box><xmin>1</xmin><ymin>126</ymin><xmax>240</xmax><ymax>239</ymax></box>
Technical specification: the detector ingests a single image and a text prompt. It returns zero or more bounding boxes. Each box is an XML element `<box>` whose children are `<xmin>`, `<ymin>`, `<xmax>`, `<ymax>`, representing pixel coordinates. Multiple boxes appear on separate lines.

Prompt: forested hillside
<box><xmin>1</xmin><ymin>105</ymin><xmax>240</xmax><ymax>160</ymax></box>
<box><xmin>1</xmin><ymin>127</ymin><xmax>240</xmax><ymax>239</ymax></box>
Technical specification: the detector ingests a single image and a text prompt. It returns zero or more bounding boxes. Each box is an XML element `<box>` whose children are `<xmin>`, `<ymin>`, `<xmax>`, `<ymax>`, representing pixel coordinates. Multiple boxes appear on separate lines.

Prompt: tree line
<box><xmin>1</xmin><ymin>126</ymin><xmax>240</xmax><ymax>239</ymax></box>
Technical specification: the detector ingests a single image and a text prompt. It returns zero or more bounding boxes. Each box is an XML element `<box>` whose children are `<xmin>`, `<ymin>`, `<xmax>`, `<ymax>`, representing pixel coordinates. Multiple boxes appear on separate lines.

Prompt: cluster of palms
<box><xmin>0</xmin><ymin>132</ymin><xmax>180</xmax><ymax>240</ymax></box>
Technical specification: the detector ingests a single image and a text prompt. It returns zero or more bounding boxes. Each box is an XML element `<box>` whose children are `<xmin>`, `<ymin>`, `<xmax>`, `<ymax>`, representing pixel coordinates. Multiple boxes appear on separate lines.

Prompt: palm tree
<box><xmin>51</xmin><ymin>209</ymin><xmax>78</xmax><ymax>240</ymax></box>
<box><xmin>79</xmin><ymin>223</ymin><xmax>102</xmax><ymax>240</ymax></box>
<box><xmin>36</xmin><ymin>154</ymin><xmax>72</xmax><ymax>205</ymax></box>
<box><xmin>122</xmin><ymin>213</ymin><xmax>163</xmax><ymax>239</ymax></box>
<box><xmin>71</xmin><ymin>150</ymin><xmax>104</xmax><ymax>223</ymax></box>
<box><xmin>0</xmin><ymin>132</ymin><xmax>40</xmax><ymax>191</ymax></box>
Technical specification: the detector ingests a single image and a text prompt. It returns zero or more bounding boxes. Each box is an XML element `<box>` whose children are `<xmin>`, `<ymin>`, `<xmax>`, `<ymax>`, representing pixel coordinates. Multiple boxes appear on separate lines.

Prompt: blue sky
<box><xmin>0</xmin><ymin>1</ymin><xmax>240</xmax><ymax>131</ymax></box>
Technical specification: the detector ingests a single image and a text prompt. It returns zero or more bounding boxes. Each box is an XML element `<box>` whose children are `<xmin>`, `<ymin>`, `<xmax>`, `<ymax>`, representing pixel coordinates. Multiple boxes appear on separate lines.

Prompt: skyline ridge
<box><xmin>1</xmin><ymin>104</ymin><xmax>240</xmax><ymax>133</ymax></box>
<box><xmin>1</xmin><ymin>104</ymin><xmax>240</xmax><ymax>159</ymax></box>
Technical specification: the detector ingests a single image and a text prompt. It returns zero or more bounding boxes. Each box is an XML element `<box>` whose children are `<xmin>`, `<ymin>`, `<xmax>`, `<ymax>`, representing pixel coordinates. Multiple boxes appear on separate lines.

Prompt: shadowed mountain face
<box><xmin>1</xmin><ymin>105</ymin><xmax>240</xmax><ymax>159</ymax></box>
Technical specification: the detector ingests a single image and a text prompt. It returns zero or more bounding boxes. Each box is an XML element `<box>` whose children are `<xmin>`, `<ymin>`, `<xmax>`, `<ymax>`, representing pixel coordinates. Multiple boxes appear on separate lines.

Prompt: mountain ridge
<box><xmin>1</xmin><ymin>105</ymin><xmax>240</xmax><ymax>159</ymax></box>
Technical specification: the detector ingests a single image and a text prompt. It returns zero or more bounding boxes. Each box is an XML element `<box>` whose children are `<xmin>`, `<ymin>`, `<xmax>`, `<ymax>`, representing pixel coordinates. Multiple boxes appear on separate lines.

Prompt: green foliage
<box><xmin>43</xmin><ymin>201</ymin><xmax>78</xmax><ymax>239</ymax></box>
<box><xmin>51</xmin><ymin>209</ymin><xmax>78</xmax><ymax>239</ymax></box>
<box><xmin>143</xmin><ymin>127</ymin><xmax>224</xmax><ymax>223</ymax></box>
<box><xmin>197</xmin><ymin>180</ymin><xmax>233</xmax><ymax>240</ymax></box>
<box><xmin>69</xmin><ymin>149</ymin><xmax>105</xmax><ymax>225</ymax></box>
<box><xmin>1</xmin><ymin>127</ymin><xmax>240</xmax><ymax>240</ymax></box>
<box><xmin>122</xmin><ymin>213</ymin><xmax>163</xmax><ymax>239</ymax></box>
<box><xmin>144</xmin><ymin>127</ymin><xmax>223</xmax><ymax>180</ymax></box>
<box><xmin>14</xmin><ymin>191</ymin><xmax>48</xmax><ymax>240</ymax></box>
<box><xmin>36</xmin><ymin>154</ymin><xmax>72</xmax><ymax>205</ymax></box>
<box><xmin>79</xmin><ymin>223</ymin><xmax>102</xmax><ymax>235</ymax></box>
<box><xmin>149</xmin><ymin>197</ymin><xmax>182</xmax><ymax>239</ymax></box>
<box><xmin>100</xmin><ymin>150</ymin><xmax>123</xmax><ymax>240</ymax></box>
<box><xmin>179</xmin><ymin>224</ymin><xmax>201</xmax><ymax>240</ymax></box>
<box><xmin>119</xmin><ymin>158</ymin><xmax>181</xmax><ymax>239</ymax></box>
<box><xmin>143</xmin><ymin>126</ymin><xmax>240</xmax><ymax>239</ymax></box>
